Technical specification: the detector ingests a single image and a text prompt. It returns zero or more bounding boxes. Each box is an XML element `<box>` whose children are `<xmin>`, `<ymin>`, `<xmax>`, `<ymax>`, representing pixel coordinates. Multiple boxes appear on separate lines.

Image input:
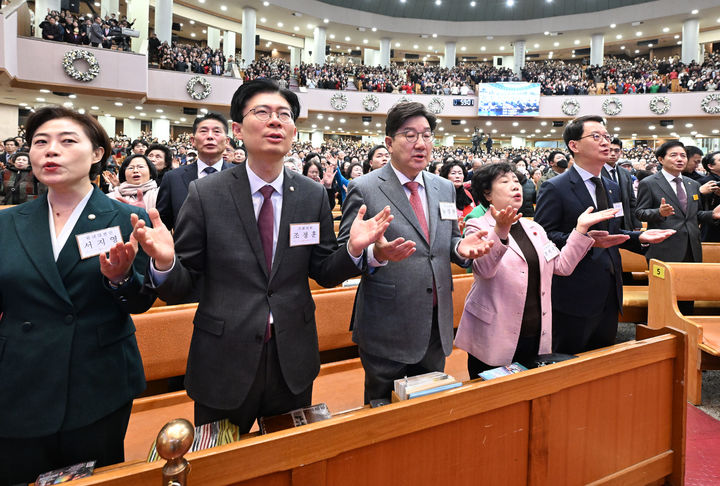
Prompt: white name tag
<box><xmin>290</xmin><ymin>223</ymin><xmax>320</xmax><ymax>247</ymax></box>
<box><xmin>613</xmin><ymin>201</ymin><xmax>624</xmax><ymax>217</ymax></box>
<box><xmin>543</xmin><ymin>241</ymin><xmax>561</xmax><ymax>262</ymax></box>
<box><xmin>76</xmin><ymin>226</ymin><xmax>123</xmax><ymax>259</ymax></box>
<box><xmin>439</xmin><ymin>202</ymin><xmax>457</xmax><ymax>220</ymax></box>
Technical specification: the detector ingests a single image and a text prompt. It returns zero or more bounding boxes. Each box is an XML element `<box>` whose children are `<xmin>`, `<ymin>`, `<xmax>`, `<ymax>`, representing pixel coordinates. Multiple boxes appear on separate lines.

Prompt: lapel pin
<box><xmin>88</xmin><ymin>214</ymin><xmax>96</xmax><ymax>220</ymax></box>
<box><xmin>290</xmin><ymin>186</ymin><xmax>295</xmax><ymax>192</ymax></box>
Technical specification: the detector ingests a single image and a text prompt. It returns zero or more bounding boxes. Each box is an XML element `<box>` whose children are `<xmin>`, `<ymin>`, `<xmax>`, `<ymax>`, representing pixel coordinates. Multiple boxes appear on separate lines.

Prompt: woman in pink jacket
<box><xmin>455</xmin><ymin>163</ymin><xmax>619</xmax><ymax>378</ymax></box>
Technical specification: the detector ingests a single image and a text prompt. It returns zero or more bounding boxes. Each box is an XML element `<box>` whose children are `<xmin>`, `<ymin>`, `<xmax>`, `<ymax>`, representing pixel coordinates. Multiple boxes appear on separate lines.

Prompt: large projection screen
<box><xmin>477</xmin><ymin>83</ymin><xmax>541</xmax><ymax>116</ymax></box>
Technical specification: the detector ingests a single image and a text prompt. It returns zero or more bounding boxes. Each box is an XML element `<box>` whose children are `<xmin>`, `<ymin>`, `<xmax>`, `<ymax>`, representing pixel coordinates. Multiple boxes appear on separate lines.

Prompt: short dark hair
<box><xmin>145</xmin><ymin>143</ymin><xmax>173</xmax><ymax>171</ymax></box>
<box><xmin>25</xmin><ymin>106</ymin><xmax>111</xmax><ymax>180</ymax></box>
<box><xmin>610</xmin><ymin>137</ymin><xmax>622</xmax><ymax>148</ymax></box>
<box><xmin>131</xmin><ymin>139</ymin><xmax>148</xmax><ymax>149</ymax></box>
<box><xmin>118</xmin><ymin>154</ymin><xmax>158</xmax><ymax>183</ymax></box>
<box><xmin>547</xmin><ymin>150</ymin><xmax>565</xmax><ymax>164</ymax></box>
<box><xmin>701</xmin><ymin>151</ymin><xmax>720</xmax><ymax>173</ymax></box>
<box><xmin>563</xmin><ymin>115</ymin><xmax>606</xmax><ymax>155</ymax></box>
<box><xmin>385</xmin><ymin>102</ymin><xmax>436</xmax><ymax>137</ymax></box>
<box><xmin>685</xmin><ymin>145</ymin><xmax>704</xmax><ymax>159</ymax></box>
<box><xmin>230</xmin><ymin>78</ymin><xmax>300</xmax><ymax>124</ymax></box>
<box><xmin>366</xmin><ymin>145</ymin><xmax>387</xmax><ymax>163</ymax></box>
<box><xmin>192</xmin><ymin>112</ymin><xmax>229</xmax><ymax>134</ymax></box>
<box><xmin>346</xmin><ymin>162</ymin><xmax>364</xmax><ymax>178</ymax></box>
<box><xmin>3</xmin><ymin>138</ymin><xmax>16</xmax><ymax>146</ymax></box>
<box><xmin>439</xmin><ymin>161</ymin><xmax>467</xmax><ymax>181</ymax></box>
<box><xmin>655</xmin><ymin>140</ymin><xmax>685</xmax><ymax>160</ymax></box>
<box><xmin>471</xmin><ymin>162</ymin><xmax>517</xmax><ymax>207</ymax></box>
<box><xmin>302</xmin><ymin>159</ymin><xmax>323</xmax><ymax>178</ymax></box>
<box><xmin>9</xmin><ymin>151</ymin><xmax>29</xmax><ymax>165</ymax></box>
<box><xmin>304</xmin><ymin>152</ymin><xmax>320</xmax><ymax>164</ymax></box>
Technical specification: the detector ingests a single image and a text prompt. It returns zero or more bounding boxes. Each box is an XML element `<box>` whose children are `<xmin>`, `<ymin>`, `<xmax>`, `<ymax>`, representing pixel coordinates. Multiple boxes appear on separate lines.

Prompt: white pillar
<box><xmin>154</xmin><ymin>0</ymin><xmax>172</xmax><ymax>44</ymax></box>
<box><xmin>223</xmin><ymin>31</ymin><xmax>237</xmax><ymax>60</ymax></box>
<box><xmin>590</xmin><ymin>34</ymin><xmax>604</xmax><ymax>66</ymax></box>
<box><xmin>302</xmin><ymin>37</ymin><xmax>314</xmax><ymax>64</ymax></box>
<box><xmin>0</xmin><ymin>104</ymin><xmax>19</xmax><ymax>140</ymax></box>
<box><xmin>127</xmin><ymin>0</ymin><xmax>149</xmax><ymax>54</ymax></box>
<box><xmin>207</xmin><ymin>27</ymin><xmax>220</xmax><ymax>51</ymax></box>
<box><xmin>444</xmin><ymin>42</ymin><xmax>456</xmax><ymax>69</ymax></box>
<box><xmin>241</xmin><ymin>7</ymin><xmax>257</xmax><ymax>66</ymax></box>
<box><xmin>682</xmin><ymin>18</ymin><xmax>700</xmax><ymax>65</ymax></box>
<box><xmin>100</xmin><ymin>0</ymin><xmax>119</xmax><ymax>19</ymax></box>
<box><xmin>364</xmin><ymin>48</ymin><xmax>378</xmax><ymax>67</ymax></box>
<box><xmin>98</xmin><ymin>115</ymin><xmax>116</xmax><ymax>138</ymax></box>
<box><xmin>34</xmin><ymin>0</ymin><xmax>61</xmax><ymax>37</ymax></box>
<box><xmin>152</xmin><ymin>118</ymin><xmax>170</xmax><ymax>144</ymax></box>
<box><xmin>311</xmin><ymin>130</ymin><xmax>324</xmax><ymax>148</ymax></box>
<box><xmin>511</xmin><ymin>135</ymin><xmax>526</xmax><ymax>148</ymax></box>
<box><xmin>379</xmin><ymin>38</ymin><xmax>391</xmax><ymax>68</ymax></box>
<box><xmin>123</xmin><ymin>118</ymin><xmax>141</xmax><ymax>140</ymax></box>
<box><xmin>289</xmin><ymin>46</ymin><xmax>301</xmax><ymax>70</ymax></box>
<box><xmin>512</xmin><ymin>40</ymin><xmax>526</xmax><ymax>76</ymax></box>
<box><xmin>443</xmin><ymin>135</ymin><xmax>455</xmax><ymax>147</ymax></box>
<box><xmin>297</xmin><ymin>131</ymin><xmax>310</xmax><ymax>143</ymax></box>
<box><xmin>313</xmin><ymin>26</ymin><xmax>327</xmax><ymax>66</ymax></box>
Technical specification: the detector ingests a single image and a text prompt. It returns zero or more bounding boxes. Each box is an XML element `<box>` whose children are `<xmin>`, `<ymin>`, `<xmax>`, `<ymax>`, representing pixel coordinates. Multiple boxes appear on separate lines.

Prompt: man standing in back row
<box><xmin>339</xmin><ymin>102</ymin><xmax>493</xmax><ymax>403</ymax></box>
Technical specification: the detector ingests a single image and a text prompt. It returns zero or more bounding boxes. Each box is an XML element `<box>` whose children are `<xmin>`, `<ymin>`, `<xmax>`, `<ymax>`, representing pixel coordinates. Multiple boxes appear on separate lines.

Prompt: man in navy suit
<box><xmin>535</xmin><ymin>115</ymin><xmax>674</xmax><ymax>354</ymax></box>
<box><xmin>155</xmin><ymin>113</ymin><xmax>233</xmax><ymax>231</ymax></box>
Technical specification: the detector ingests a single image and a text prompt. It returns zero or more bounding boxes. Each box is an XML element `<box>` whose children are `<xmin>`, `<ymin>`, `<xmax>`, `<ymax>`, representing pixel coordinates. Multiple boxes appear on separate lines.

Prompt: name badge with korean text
<box><xmin>543</xmin><ymin>241</ymin><xmax>560</xmax><ymax>262</ymax></box>
<box><xmin>439</xmin><ymin>202</ymin><xmax>457</xmax><ymax>220</ymax></box>
<box><xmin>76</xmin><ymin>226</ymin><xmax>123</xmax><ymax>259</ymax></box>
<box><xmin>613</xmin><ymin>201</ymin><xmax>624</xmax><ymax>217</ymax></box>
<box><xmin>290</xmin><ymin>223</ymin><xmax>320</xmax><ymax>247</ymax></box>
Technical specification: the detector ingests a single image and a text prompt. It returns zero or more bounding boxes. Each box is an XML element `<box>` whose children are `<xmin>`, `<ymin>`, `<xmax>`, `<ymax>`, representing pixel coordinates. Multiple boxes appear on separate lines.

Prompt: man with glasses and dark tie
<box><xmin>133</xmin><ymin>79</ymin><xmax>393</xmax><ymax>432</ymax></box>
<box><xmin>635</xmin><ymin>141</ymin><xmax>720</xmax><ymax>315</ymax></box>
<box><xmin>338</xmin><ymin>102</ymin><xmax>494</xmax><ymax>403</ymax></box>
<box><xmin>535</xmin><ymin>115</ymin><xmax>675</xmax><ymax>354</ymax></box>
<box><xmin>602</xmin><ymin>137</ymin><xmax>641</xmax><ymax>231</ymax></box>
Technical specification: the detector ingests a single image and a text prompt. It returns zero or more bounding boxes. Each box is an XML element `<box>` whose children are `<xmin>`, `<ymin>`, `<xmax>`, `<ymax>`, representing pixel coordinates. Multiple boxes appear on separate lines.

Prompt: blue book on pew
<box><xmin>407</xmin><ymin>381</ymin><xmax>463</xmax><ymax>399</ymax></box>
<box><xmin>478</xmin><ymin>362</ymin><xmax>528</xmax><ymax>381</ymax></box>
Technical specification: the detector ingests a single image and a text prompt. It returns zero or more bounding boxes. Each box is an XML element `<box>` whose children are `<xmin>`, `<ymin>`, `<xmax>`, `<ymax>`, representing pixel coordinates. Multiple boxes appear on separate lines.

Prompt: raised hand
<box><xmin>659</xmin><ymin>197</ymin><xmax>675</xmax><ymax>217</ymax></box>
<box><xmin>99</xmin><ymin>235</ymin><xmax>138</xmax><ymax>283</ymax></box>
<box><xmin>587</xmin><ymin>230</ymin><xmax>630</xmax><ymax>248</ymax></box>
<box><xmin>347</xmin><ymin>205</ymin><xmax>393</xmax><ymax>258</ymax></box>
<box><xmin>117</xmin><ymin>189</ymin><xmax>146</xmax><ymax>209</ymax></box>
<box><xmin>103</xmin><ymin>170</ymin><xmax>119</xmax><ymax>188</ymax></box>
<box><xmin>131</xmin><ymin>208</ymin><xmax>175</xmax><ymax>270</ymax></box>
<box><xmin>575</xmin><ymin>206</ymin><xmax>619</xmax><ymax>234</ymax></box>
<box><xmin>321</xmin><ymin>166</ymin><xmax>335</xmax><ymax>188</ymax></box>
<box><xmin>639</xmin><ymin>229</ymin><xmax>676</xmax><ymax>244</ymax></box>
<box><xmin>457</xmin><ymin>229</ymin><xmax>494</xmax><ymax>259</ymax></box>
<box><xmin>488</xmin><ymin>204</ymin><xmax>521</xmax><ymax>240</ymax></box>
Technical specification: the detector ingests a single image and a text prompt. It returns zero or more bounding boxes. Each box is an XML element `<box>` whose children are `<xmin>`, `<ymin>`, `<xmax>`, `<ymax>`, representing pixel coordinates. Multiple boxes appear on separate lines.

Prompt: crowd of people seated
<box><xmin>153</xmin><ymin>40</ymin><xmax>230</xmax><ymax>75</ymax></box>
<box><xmin>39</xmin><ymin>9</ymin><xmax>134</xmax><ymax>50</ymax></box>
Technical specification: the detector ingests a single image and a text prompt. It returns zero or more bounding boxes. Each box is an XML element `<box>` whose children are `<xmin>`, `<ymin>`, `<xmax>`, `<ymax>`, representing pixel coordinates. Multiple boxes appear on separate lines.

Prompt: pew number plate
<box><xmin>652</xmin><ymin>264</ymin><xmax>665</xmax><ymax>279</ymax></box>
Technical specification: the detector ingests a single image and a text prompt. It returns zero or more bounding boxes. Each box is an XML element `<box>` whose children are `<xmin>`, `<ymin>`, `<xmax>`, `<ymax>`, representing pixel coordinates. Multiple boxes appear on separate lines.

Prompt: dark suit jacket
<box><xmin>148</xmin><ymin>164</ymin><xmax>360</xmax><ymax>410</ymax></box>
<box><xmin>698</xmin><ymin>173</ymin><xmax>720</xmax><ymax>242</ymax></box>
<box><xmin>602</xmin><ymin>165</ymin><xmax>640</xmax><ymax>230</ymax></box>
<box><xmin>0</xmin><ymin>188</ymin><xmax>154</xmax><ymax>438</ymax></box>
<box><xmin>535</xmin><ymin>166</ymin><xmax>642</xmax><ymax>318</ymax></box>
<box><xmin>635</xmin><ymin>172</ymin><xmax>717</xmax><ymax>262</ymax></box>
<box><xmin>155</xmin><ymin>161</ymin><xmax>232</xmax><ymax>231</ymax></box>
<box><xmin>337</xmin><ymin>164</ymin><xmax>468</xmax><ymax>363</ymax></box>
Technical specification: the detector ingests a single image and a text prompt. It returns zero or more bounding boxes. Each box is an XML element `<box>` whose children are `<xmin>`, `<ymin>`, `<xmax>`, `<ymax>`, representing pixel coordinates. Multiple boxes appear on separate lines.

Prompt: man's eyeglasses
<box><xmin>243</xmin><ymin>106</ymin><xmax>294</xmax><ymax>123</ymax></box>
<box><xmin>395</xmin><ymin>130</ymin><xmax>434</xmax><ymax>144</ymax></box>
<box><xmin>580</xmin><ymin>132</ymin><xmax>612</xmax><ymax>143</ymax></box>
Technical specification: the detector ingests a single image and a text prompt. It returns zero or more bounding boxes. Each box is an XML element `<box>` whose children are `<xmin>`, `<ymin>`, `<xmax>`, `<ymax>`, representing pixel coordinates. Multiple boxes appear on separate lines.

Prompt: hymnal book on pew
<box><xmin>478</xmin><ymin>363</ymin><xmax>528</xmax><ymax>380</ymax></box>
<box><xmin>394</xmin><ymin>371</ymin><xmax>462</xmax><ymax>400</ymax></box>
<box><xmin>147</xmin><ymin>419</ymin><xmax>240</xmax><ymax>462</ymax></box>
<box><xmin>259</xmin><ymin>403</ymin><xmax>332</xmax><ymax>434</ymax></box>
<box><xmin>36</xmin><ymin>461</ymin><xmax>95</xmax><ymax>485</ymax></box>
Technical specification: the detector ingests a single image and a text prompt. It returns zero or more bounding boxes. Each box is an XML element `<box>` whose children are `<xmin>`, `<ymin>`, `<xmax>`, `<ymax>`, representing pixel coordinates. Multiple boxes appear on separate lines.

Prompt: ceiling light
<box><xmin>691</xmin><ymin>9</ymin><xmax>698</xmax><ymax>14</ymax></box>
<box><xmin>635</xmin><ymin>31</ymin><xmax>642</xmax><ymax>36</ymax></box>
<box><xmin>180</xmin><ymin>117</ymin><xmax>187</xmax><ymax>122</ymax></box>
<box><xmin>395</xmin><ymin>42</ymin><xmax>401</xmax><ymax>47</ymax></box>
<box><xmin>620</xmin><ymin>45</ymin><xmax>625</xmax><ymax>50</ymax></box>
<box><xmin>610</xmin><ymin>23</ymin><xmax>616</xmax><ymax>28</ymax></box>
<box><xmin>648</xmin><ymin>125</ymin><xmax>656</xmax><ymax>130</ymax></box>
<box><xmin>432</xmin><ymin>33</ymin><xmax>437</xmax><ymax>38</ymax></box>
<box><xmin>68</xmin><ymin>94</ymin><xmax>77</xmax><ymax>99</ymax></box>
<box><xmin>63</xmin><ymin>102</ymin><xmax>73</xmax><ymax>107</ymax></box>
<box><xmin>435</xmin><ymin>0</ymin><xmax>441</xmax><ymax>5</ymax></box>
<box><xmin>324</xmin><ymin>126</ymin><xmax>330</xmax><ymax>130</ymax></box>
<box><xmin>363</xmin><ymin>39</ymin><xmax>368</xmax><ymax>44</ymax></box>
<box><xmin>520</xmin><ymin>129</ymin><xmax>526</xmax><ymax>133</ymax></box>
<box><xmin>543</xmin><ymin>31</ymin><xmax>549</xmax><ymax>36</ymax></box>
<box><xmin>666</xmin><ymin>124</ymin><xmax>674</xmax><ymax>129</ymax></box>
<box><xmin>263</xmin><ymin>1</ymin><xmax>269</xmax><ymax>5</ymax></box>
<box><xmin>492</xmin><ymin>129</ymin><xmax>497</xmax><ymax>133</ymax></box>
<box><xmin>371</xmin><ymin>27</ymin><xmax>377</xmax><ymax>32</ymax></box>
<box><xmin>662</xmin><ymin>27</ymin><xmax>669</xmax><ymax>32</ymax></box>
<box><xmin>486</xmin><ymin>121</ymin><xmax>492</xmax><ymax>126</ymax></box>
<box><xmin>317</xmin><ymin>114</ymin><xmax>324</xmax><ymax>119</ymax></box>
<box><xmin>128</xmin><ymin>115</ymin><xmax>136</xmax><ymax>120</ymax></box>
<box><xmin>553</xmin><ymin>41</ymin><xmax>559</xmax><ymax>46</ymax></box>
<box><xmin>156</xmin><ymin>109</ymin><xmax>163</xmax><ymax>113</ymax></box>
<box><xmin>413</xmin><ymin>44</ymin><xmax>419</xmax><ymax>49</ymax></box>
<box><xmin>328</xmin><ymin>116</ymin><xmax>334</xmax><ymax>121</ymax></box>
<box><xmin>340</xmin><ymin>118</ymin><xmax>346</xmax><ymax>123</ymax></box>
<box><xmin>200</xmin><ymin>108</ymin><xmax>208</xmax><ymax>114</ymax></box>
<box><xmin>114</xmin><ymin>102</ymin><xmax>123</xmax><ymax>106</ymax></box>
<box><xmin>541</xmin><ymin>121</ymin><xmax>547</xmax><ymax>126</ymax></box>
<box><xmin>677</xmin><ymin>41</ymin><xmax>682</xmax><ymax>45</ymax></box>
<box><xmin>77</xmin><ymin>108</ymin><xmax>85</xmax><ymax>114</ymax></box>
<box><xmin>260</xmin><ymin>17</ymin><xmax>266</xmax><ymax>23</ymax></box>
<box><xmin>323</xmin><ymin>18</ymin><xmax>329</xmax><ymax>23</ymax></box>
<box><xmin>277</xmin><ymin>22</ymin><xmax>283</xmax><ymax>27</ymax></box>
<box><xmin>470</xmin><ymin>1</ymin><xmax>476</xmax><ymax>5</ymax></box>
<box><xmin>685</xmin><ymin>123</ymin><xmax>693</xmax><ymax>128</ymax></box>
<box><xmin>36</xmin><ymin>97</ymin><xmax>45</xmax><ymax>102</ymax></box>
<box><xmin>614</xmin><ymin>127</ymin><xmax>620</xmax><ymax>131</ymax></box>
<box><xmin>220</xmin><ymin>5</ymin><xmax>227</xmax><ymax>11</ymax></box>
<box><xmin>507</xmin><ymin>0</ymin><xmax>514</xmax><ymax>6</ymax></box>
<box><xmin>39</xmin><ymin>89</ymin><xmax>50</xmax><ymax>93</ymax></box>
<box><xmin>307</xmin><ymin>23</ymin><xmax>314</xmax><ymax>29</ymax></box>
<box><xmin>90</xmin><ymin>105</ymin><xmax>99</xmax><ymax>110</ymax></box>
<box><xmin>191</xmin><ymin>33</ymin><xmax>196</xmax><ymax>37</ymax></box>
<box><xmin>189</xmin><ymin>20</ymin><xmax>195</xmax><ymax>24</ymax></box>
<box><xmin>691</xmin><ymin>130</ymin><xmax>698</xmax><ymax>135</ymax></box>
<box><xmin>713</xmin><ymin>129</ymin><xmax>719</xmax><ymax>134</ymax></box>
<box><xmin>104</xmin><ymin>113</ymin><xmax>112</xmax><ymax>117</ymax></box>
<box><xmin>140</xmin><ymin>112</ymin><xmax>146</xmax><ymax>116</ymax></box>
<box><xmin>512</xmin><ymin>122</ymin><xmax>519</xmax><ymax>127</ymax></box>
<box><xmin>573</xmin><ymin>39</ymin><xmax>580</xmax><ymax>45</ymax></box>
<box><xmin>294</xmin><ymin>26</ymin><xmax>299</xmax><ymax>31</ymax></box>
<box><xmin>616</xmin><ymin>34</ymin><xmax>622</xmax><ymax>39</ymax></box>
<box><xmin>635</xmin><ymin>49</ymin><xmax>640</xmax><ymax>53</ymax></box>
<box><xmin>674</xmin><ymin>34</ymin><xmax>680</xmax><ymax>39</ymax></box>
<box><xmin>460</xmin><ymin>46</ymin><xmax>466</xmax><ymax>51</ymax></box>
<box><xmin>499</xmin><ymin>46</ymin><xmax>505</xmax><ymax>51</ymax></box>
<box><xmin>376</xmin><ymin>123</ymin><xmax>381</xmax><ymax>127</ymax></box>
<box><xmin>345</xmin><ymin>36</ymin><xmax>351</xmax><ymax>41</ymax></box>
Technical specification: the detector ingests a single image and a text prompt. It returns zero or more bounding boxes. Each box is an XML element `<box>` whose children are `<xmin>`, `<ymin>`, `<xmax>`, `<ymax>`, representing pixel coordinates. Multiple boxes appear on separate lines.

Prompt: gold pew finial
<box><xmin>156</xmin><ymin>418</ymin><xmax>194</xmax><ymax>486</ymax></box>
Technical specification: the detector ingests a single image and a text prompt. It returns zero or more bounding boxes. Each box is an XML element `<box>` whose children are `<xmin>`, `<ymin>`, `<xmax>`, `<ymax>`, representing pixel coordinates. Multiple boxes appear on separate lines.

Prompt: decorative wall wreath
<box><xmin>186</xmin><ymin>75</ymin><xmax>212</xmax><ymax>100</ymax></box>
<box><xmin>62</xmin><ymin>49</ymin><xmax>100</xmax><ymax>82</ymax></box>
<box><xmin>395</xmin><ymin>96</ymin><xmax>412</xmax><ymax>105</ymax></box>
<box><xmin>649</xmin><ymin>96</ymin><xmax>671</xmax><ymax>115</ymax></box>
<box><xmin>427</xmin><ymin>97</ymin><xmax>445</xmax><ymax>114</ymax></box>
<box><xmin>701</xmin><ymin>93</ymin><xmax>720</xmax><ymax>114</ymax></box>
<box><xmin>362</xmin><ymin>94</ymin><xmax>380</xmax><ymax>112</ymax></box>
<box><xmin>602</xmin><ymin>97</ymin><xmax>623</xmax><ymax>116</ymax></box>
<box><xmin>330</xmin><ymin>93</ymin><xmax>348</xmax><ymax>110</ymax></box>
<box><xmin>561</xmin><ymin>98</ymin><xmax>580</xmax><ymax>116</ymax></box>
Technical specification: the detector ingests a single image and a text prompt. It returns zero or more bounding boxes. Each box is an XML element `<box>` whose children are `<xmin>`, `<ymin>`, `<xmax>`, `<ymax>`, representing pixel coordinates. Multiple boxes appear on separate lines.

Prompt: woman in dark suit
<box><xmin>0</xmin><ymin>107</ymin><xmax>154</xmax><ymax>485</ymax></box>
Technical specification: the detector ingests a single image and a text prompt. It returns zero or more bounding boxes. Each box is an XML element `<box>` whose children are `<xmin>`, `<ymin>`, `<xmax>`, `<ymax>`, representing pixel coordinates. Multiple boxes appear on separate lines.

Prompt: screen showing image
<box><xmin>477</xmin><ymin>82</ymin><xmax>541</xmax><ymax>117</ymax></box>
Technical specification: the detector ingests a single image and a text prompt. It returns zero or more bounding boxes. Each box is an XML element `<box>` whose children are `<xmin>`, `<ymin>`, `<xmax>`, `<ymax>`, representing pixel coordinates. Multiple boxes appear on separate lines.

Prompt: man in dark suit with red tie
<box><xmin>134</xmin><ymin>79</ymin><xmax>392</xmax><ymax>432</ymax></box>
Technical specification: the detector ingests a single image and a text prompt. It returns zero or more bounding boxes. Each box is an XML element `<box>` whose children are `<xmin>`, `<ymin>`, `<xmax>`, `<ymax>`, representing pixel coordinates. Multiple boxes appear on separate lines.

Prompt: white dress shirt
<box><xmin>196</xmin><ymin>158</ymin><xmax>224</xmax><ymax>179</ymax></box>
<box><xmin>573</xmin><ymin>164</ymin><xmax>603</xmax><ymax>208</ymax></box>
<box><xmin>661</xmin><ymin>168</ymin><xmax>682</xmax><ymax>197</ymax></box>
<box><xmin>48</xmin><ymin>187</ymin><xmax>93</xmax><ymax>261</ymax></box>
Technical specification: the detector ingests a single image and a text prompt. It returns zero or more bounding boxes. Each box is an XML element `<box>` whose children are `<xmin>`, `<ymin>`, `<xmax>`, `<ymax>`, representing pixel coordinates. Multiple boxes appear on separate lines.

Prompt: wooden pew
<box><xmin>647</xmin><ymin>259</ymin><xmax>720</xmax><ymax>405</ymax></box>
<box><xmin>68</xmin><ymin>330</ymin><xmax>688</xmax><ymax>486</ymax></box>
<box><xmin>0</xmin><ymin>204</ymin><xmax>14</xmax><ymax>210</ymax></box>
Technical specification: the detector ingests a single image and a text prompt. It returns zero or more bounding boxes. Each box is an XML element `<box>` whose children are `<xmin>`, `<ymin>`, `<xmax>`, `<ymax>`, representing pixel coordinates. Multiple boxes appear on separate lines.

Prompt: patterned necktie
<box><xmin>258</xmin><ymin>185</ymin><xmax>275</xmax><ymax>342</ymax></box>
<box><xmin>610</xmin><ymin>168</ymin><xmax>617</xmax><ymax>184</ymax></box>
<box><xmin>404</xmin><ymin>181</ymin><xmax>429</xmax><ymax>241</ymax></box>
<box><xmin>674</xmin><ymin>177</ymin><xmax>688</xmax><ymax>213</ymax></box>
<box><xmin>202</xmin><ymin>166</ymin><xmax>217</xmax><ymax>176</ymax></box>
<box><xmin>590</xmin><ymin>177</ymin><xmax>609</xmax><ymax>230</ymax></box>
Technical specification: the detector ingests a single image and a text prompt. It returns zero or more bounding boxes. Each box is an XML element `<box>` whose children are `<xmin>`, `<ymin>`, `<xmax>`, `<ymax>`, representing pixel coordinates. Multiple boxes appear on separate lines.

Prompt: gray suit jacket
<box><xmin>337</xmin><ymin>164</ymin><xmax>468</xmax><ymax>364</ymax></box>
<box><xmin>602</xmin><ymin>165</ymin><xmax>640</xmax><ymax>230</ymax></box>
<box><xmin>635</xmin><ymin>172</ymin><xmax>717</xmax><ymax>262</ymax></box>
<box><xmin>88</xmin><ymin>23</ymin><xmax>104</xmax><ymax>44</ymax></box>
<box><xmin>149</xmin><ymin>164</ymin><xmax>360</xmax><ymax>409</ymax></box>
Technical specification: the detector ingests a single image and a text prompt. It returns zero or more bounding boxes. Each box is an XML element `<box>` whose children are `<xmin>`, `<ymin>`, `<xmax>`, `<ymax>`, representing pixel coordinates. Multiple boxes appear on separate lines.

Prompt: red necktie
<box><xmin>404</xmin><ymin>181</ymin><xmax>436</xmax><ymax>306</ymax></box>
<box><xmin>258</xmin><ymin>185</ymin><xmax>274</xmax><ymax>341</ymax></box>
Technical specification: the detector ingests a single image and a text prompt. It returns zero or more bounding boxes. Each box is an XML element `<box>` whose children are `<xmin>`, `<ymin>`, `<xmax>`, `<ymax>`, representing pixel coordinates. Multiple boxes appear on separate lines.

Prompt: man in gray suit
<box><xmin>602</xmin><ymin>138</ymin><xmax>640</xmax><ymax>231</ymax></box>
<box><xmin>133</xmin><ymin>79</ymin><xmax>392</xmax><ymax>432</ymax></box>
<box><xmin>338</xmin><ymin>102</ymin><xmax>493</xmax><ymax>403</ymax></box>
<box><xmin>635</xmin><ymin>140</ymin><xmax>720</xmax><ymax>313</ymax></box>
<box><xmin>88</xmin><ymin>16</ymin><xmax>105</xmax><ymax>47</ymax></box>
